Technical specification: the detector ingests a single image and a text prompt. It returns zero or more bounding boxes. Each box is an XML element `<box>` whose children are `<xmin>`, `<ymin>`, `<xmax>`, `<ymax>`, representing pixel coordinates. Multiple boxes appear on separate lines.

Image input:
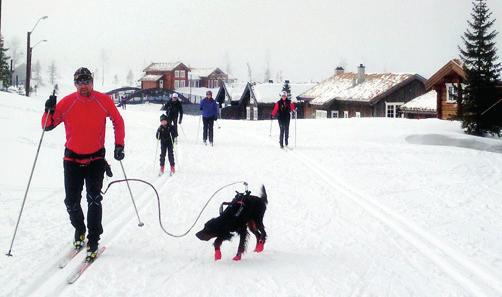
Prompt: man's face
<box><xmin>281</xmin><ymin>95</ymin><xmax>287</xmax><ymax>100</ymax></box>
<box><xmin>206</xmin><ymin>93</ymin><xmax>212</xmax><ymax>98</ymax></box>
<box><xmin>74</xmin><ymin>77</ymin><xmax>93</xmax><ymax>97</ymax></box>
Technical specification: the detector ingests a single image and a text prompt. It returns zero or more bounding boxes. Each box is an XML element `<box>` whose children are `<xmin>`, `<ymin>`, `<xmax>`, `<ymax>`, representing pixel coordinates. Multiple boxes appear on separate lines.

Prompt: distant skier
<box><xmin>162</xmin><ymin>93</ymin><xmax>183</xmax><ymax>142</ymax></box>
<box><xmin>156</xmin><ymin>114</ymin><xmax>176</xmax><ymax>175</ymax></box>
<box><xmin>271</xmin><ymin>91</ymin><xmax>296</xmax><ymax>148</ymax></box>
<box><xmin>199</xmin><ymin>90</ymin><xmax>218</xmax><ymax>146</ymax></box>
<box><xmin>41</xmin><ymin>67</ymin><xmax>125</xmax><ymax>262</ymax></box>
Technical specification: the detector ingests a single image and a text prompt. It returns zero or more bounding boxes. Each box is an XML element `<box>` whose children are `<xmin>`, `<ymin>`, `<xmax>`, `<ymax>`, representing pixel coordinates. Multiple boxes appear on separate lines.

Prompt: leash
<box><xmin>101</xmin><ymin>179</ymin><xmax>248</xmax><ymax>238</ymax></box>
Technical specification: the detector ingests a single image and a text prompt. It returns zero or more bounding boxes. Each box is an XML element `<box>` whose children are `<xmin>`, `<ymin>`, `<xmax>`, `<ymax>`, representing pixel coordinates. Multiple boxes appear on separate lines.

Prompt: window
<box><xmin>174</xmin><ymin>80</ymin><xmax>186</xmax><ymax>88</ymax></box>
<box><xmin>315</xmin><ymin>110</ymin><xmax>327</xmax><ymax>118</ymax></box>
<box><xmin>355</xmin><ymin>112</ymin><xmax>361</xmax><ymax>118</ymax></box>
<box><xmin>179</xmin><ymin>70</ymin><xmax>185</xmax><ymax>78</ymax></box>
<box><xmin>253</xmin><ymin>108</ymin><xmax>258</xmax><ymax>121</ymax></box>
<box><xmin>246</xmin><ymin>106</ymin><xmax>251</xmax><ymax>120</ymax></box>
<box><xmin>159</xmin><ymin>80</ymin><xmax>164</xmax><ymax>89</ymax></box>
<box><xmin>331</xmin><ymin>111</ymin><xmax>339</xmax><ymax>118</ymax></box>
<box><xmin>343</xmin><ymin>111</ymin><xmax>349</xmax><ymax>118</ymax></box>
<box><xmin>175</xmin><ymin>70</ymin><xmax>180</xmax><ymax>78</ymax></box>
<box><xmin>446</xmin><ymin>83</ymin><xmax>458</xmax><ymax>103</ymax></box>
<box><xmin>385</xmin><ymin>102</ymin><xmax>404</xmax><ymax>118</ymax></box>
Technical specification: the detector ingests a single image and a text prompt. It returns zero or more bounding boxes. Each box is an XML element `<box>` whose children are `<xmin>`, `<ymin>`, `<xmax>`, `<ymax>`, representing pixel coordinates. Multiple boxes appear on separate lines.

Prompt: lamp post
<box><xmin>25</xmin><ymin>15</ymin><xmax>47</xmax><ymax>97</ymax></box>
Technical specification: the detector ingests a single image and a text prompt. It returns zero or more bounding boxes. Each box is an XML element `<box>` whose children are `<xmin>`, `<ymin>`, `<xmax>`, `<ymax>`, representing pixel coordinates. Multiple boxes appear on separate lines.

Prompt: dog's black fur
<box><xmin>196</xmin><ymin>185</ymin><xmax>268</xmax><ymax>260</ymax></box>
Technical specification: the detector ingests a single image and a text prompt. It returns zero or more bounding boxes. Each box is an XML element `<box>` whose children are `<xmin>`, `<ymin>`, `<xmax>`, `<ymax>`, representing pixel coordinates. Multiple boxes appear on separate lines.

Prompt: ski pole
<box><xmin>170</xmin><ymin>133</ymin><xmax>179</xmax><ymax>170</ymax></box>
<box><xmin>196</xmin><ymin>115</ymin><xmax>201</xmax><ymax>142</ymax></box>
<box><xmin>269</xmin><ymin>117</ymin><xmax>273</xmax><ymax>136</ymax></box>
<box><xmin>119</xmin><ymin>161</ymin><xmax>144</xmax><ymax>227</ymax></box>
<box><xmin>6</xmin><ymin>90</ymin><xmax>55</xmax><ymax>256</ymax></box>
<box><xmin>295</xmin><ymin>109</ymin><xmax>297</xmax><ymax>149</ymax></box>
<box><xmin>154</xmin><ymin>139</ymin><xmax>159</xmax><ymax>168</ymax></box>
<box><xmin>179</xmin><ymin>123</ymin><xmax>186</xmax><ymax>137</ymax></box>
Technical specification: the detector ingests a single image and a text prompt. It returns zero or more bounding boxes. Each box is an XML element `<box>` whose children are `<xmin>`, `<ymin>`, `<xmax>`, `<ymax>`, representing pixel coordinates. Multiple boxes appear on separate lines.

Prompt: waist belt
<box><xmin>64</xmin><ymin>148</ymin><xmax>105</xmax><ymax>165</ymax></box>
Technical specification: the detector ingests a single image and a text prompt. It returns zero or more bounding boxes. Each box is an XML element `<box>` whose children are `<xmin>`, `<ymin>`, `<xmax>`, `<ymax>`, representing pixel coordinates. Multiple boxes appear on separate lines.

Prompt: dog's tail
<box><xmin>260</xmin><ymin>184</ymin><xmax>268</xmax><ymax>204</ymax></box>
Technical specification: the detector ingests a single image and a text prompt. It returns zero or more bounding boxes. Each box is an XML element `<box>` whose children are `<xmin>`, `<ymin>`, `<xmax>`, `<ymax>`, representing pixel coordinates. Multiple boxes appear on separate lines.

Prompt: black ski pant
<box><xmin>159</xmin><ymin>139</ymin><xmax>175</xmax><ymax>167</ymax></box>
<box><xmin>278</xmin><ymin>118</ymin><xmax>291</xmax><ymax>147</ymax></box>
<box><xmin>202</xmin><ymin>117</ymin><xmax>214</xmax><ymax>143</ymax></box>
<box><xmin>64</xmin><ymin>158</ymin><xmax>106</xmax><ymax>249</ymax></box>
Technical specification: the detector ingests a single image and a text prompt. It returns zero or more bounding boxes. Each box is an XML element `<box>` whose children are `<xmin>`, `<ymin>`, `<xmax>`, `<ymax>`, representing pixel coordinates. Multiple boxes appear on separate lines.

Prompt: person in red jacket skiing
<box><xmin>41</xmin><ymin>67</ymin><xmax>125</xmax><ymax>262</ymax></box>
<box><xmin>271</xmin><ymin>91</ymin><xmax>296</xmax><ymax>148</ymax></box>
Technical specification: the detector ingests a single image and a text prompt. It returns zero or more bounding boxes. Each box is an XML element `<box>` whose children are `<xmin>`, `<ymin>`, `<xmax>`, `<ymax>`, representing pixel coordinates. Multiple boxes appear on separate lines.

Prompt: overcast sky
<box><xmin>3</xmin><ymin>0</ymin><xmax>502</xmax><ymax>86</ymax></box>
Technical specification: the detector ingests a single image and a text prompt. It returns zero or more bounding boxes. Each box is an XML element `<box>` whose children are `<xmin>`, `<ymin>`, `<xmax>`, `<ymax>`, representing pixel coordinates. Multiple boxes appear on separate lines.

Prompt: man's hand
<box><xmin>45</xmin><ymin>95</ymin><xmax>57</xmax><ymax>114</ymax></box>
<box><xmin>114</xmin><ymin>145</ymin><xmax>125</xmax><ymax>161</ymax></box>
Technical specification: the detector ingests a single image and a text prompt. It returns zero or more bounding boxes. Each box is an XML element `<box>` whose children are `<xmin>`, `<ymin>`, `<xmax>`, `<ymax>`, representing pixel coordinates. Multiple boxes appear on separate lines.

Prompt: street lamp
<box><xmin>25</xmin><ymin>15</ymin><xmax>48</xmax><ymax>97</ymax></box>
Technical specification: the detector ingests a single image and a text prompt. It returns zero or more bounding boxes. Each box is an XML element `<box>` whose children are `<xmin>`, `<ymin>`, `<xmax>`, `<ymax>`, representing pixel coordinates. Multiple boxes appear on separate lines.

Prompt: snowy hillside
<box><xmin>1</xmin><ymin>90</ymin><xmax>502</xmax><ymax>297</ymax></box>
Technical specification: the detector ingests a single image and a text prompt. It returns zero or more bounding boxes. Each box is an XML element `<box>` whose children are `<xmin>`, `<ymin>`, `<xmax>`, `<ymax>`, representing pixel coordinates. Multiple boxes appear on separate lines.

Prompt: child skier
<box><xmin>156</xmin><ymin>114</ymin><xmax>175</xmax><ymax>176</ymax></box>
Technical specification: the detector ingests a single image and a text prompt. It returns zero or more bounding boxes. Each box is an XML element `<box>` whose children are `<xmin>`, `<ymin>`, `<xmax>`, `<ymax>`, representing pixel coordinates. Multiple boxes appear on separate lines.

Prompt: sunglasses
<box><xmin>75</xmin><ymin>79</ymin><xmax>92</xmax><ymax>86</ymax></box>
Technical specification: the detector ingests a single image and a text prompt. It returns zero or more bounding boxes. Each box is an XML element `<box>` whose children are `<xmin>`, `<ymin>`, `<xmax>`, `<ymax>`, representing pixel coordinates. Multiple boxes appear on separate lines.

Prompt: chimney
<box><xmin>357</xmin><ymin>64</ymin><xmax>365</xmax><ymax>84</ymax></box>
<box><xmin>335</xmin><ymin>66</ymin><xmax>344</xmax><ymax>75</ymax></box>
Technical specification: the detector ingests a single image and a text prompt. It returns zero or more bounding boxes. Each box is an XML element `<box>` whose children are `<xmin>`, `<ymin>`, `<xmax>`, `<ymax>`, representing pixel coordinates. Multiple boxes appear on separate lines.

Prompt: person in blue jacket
<box><xmin>199</xmin><ymin>90</ymin><xmax>218</xmax><ymax>146</ymax></box>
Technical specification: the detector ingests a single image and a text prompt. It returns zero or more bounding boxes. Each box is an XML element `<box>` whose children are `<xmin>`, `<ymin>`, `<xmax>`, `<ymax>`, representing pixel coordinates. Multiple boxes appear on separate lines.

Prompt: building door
<box><xmin>159</xmin><ymin>80</ymin><xmax>164</xmax><ymax>89</ymax></box>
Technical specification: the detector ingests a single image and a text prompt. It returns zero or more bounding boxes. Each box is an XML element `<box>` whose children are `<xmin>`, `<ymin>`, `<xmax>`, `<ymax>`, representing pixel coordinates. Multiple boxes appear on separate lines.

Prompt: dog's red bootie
<box><xmin>255</xmin><ymin>240</ymin><xmax>265</xmax><ymax>253</ymax></box>
<box><xmin>232</xmin><ymin>253</ymin><xmax>242</xmax><ymax>261</ymax></box>
<box><xmin>214</xmin><ymin>249</ymin><xmax>222</xmax><ymax>261</ymax></box>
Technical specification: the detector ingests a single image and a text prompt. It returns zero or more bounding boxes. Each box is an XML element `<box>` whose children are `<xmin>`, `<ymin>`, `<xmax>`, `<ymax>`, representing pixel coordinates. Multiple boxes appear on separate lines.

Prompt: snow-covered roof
<box><xmin>143</xmin><ymin>62</ymin><xmax>183</xmax><ymax>72</ymax></box>
<box><xmin>175</xmin><ymin>87</ymin><xmax>219</xmax><ymax>98</ymax></box>
<box><xmin>300</xmin><ymin>73</ymin><xmax>419</xmax><ymax>106</ymax></box>
<box><xmin>139</xmin><ymin>74</ymin><xmax>162</xmax><ymax>82</ymax></box>
<box><xmin>189</xmin><ymin>68</ymin><xmax>218</xmax><ymax>80</ymax></box>
<box><xmin>224</xmin><ymin>82</ymin><xmax>248</xmax><ymax>101</ymax></box>
<box><xmin>250</xmin><ymin>82</ymin><xmax>316</xmax><ymax>104</ymax></box>
<box><xmin>401</xmin><ymin>90</ymin><xmax>437</xmax><ymax>113</ymax></box>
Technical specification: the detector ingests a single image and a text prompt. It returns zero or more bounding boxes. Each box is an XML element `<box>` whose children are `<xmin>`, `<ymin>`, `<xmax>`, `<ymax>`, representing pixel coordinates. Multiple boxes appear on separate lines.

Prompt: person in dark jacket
<box><xmin>156</xmin><ymin>114</ymin><xmax>175</xmax><ymax>175</ymax></box>
<box><xmin>199</xmin><ymin>90</ymin><xmax>218</xmax><ymax>146</ymax></box>
<box><xmin>41</xmin><ymin>67</ymin><xmax>125</xmax><ymax>262</ymax></box>
<box><xmin>162</xmin><ymin>93</ymin><xmax>183</xmax><ymax>142</ymax></box>
<box><xmin>271</xmin><ymin>91</ymin><xmax>296</xmax><ymax>148</ymax></box>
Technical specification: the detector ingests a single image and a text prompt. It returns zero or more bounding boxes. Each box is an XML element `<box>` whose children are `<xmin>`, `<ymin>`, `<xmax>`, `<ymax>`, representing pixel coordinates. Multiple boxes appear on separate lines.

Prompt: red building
<box><xmin>140</xmin><ymin>62</ymin><xmax>190</xmax><ymax>90</ymax></box>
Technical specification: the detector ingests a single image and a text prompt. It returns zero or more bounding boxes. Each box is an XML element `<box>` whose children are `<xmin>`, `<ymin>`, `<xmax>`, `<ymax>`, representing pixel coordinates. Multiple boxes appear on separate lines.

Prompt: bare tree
<box><xmin>275</xmin><ymin>70</ymin><xmax>283</xmax><ymax>83</ymax></box>
<box><xmin>126</xmin><ymin>69</ymin><xmax>134</xmax><ymax>86</ymax></box>
<box><xmin>8</xmin><ymin>37</ymin><xmax>23</xmax><ymax>68</ymax></box>
<box><xmin>224</xmin><ymin>51</ymin><xmax>232</xmax><ymax>75</ymax></box>
<box><xmin>246</xmin><ymin>62</ymin><xmax>253</xmax><ymax>82</ymax></box>
<box><xmin>100</xmin><ymin>49</ymin><xmax>107</xmax><ymax>86</ymax></box>
<box><xmin>113</xmin><ymin>74</ymin><xmax>119</xmax><ymax>85</ymax></box>
<box><xmin>33</xmin><ymin>60</ymin><xmax>44</xmax><ymax>86</ymax></box>
<box><xmin>47</xmin><ymin>60</ymin><xmax>58</xmax><ymax>86</ymax></box>
<box><xmin>263</xmin><ymin>50</ymin><xmax>271</xmax><ymax>82</ymax></box>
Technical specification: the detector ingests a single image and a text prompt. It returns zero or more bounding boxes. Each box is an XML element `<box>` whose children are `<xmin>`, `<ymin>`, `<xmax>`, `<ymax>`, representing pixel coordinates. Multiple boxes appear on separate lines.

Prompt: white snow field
<box><xmin>1</xmin><ymin>90</ymin><xmax>502</xmax><ymax>297</ymax></box>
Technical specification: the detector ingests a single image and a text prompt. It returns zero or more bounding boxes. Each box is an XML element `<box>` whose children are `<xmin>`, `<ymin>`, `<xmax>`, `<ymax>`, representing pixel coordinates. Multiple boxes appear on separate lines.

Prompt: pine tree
<box><xmin>0</xmin><ymin>37</ymin><xmax>11</xmax><ymax>88</ymax></box>
<box><xmin>459</xmin><ymin>0</ymin><xmax>501</xmax><ymax>135</ymax></box>
<box><xmin>282</xmin><ymin>80</ymin><xmax>291</xmax><ymax>100</ymax></box>
<box><xmin>126</xmin><ymin>70</ymin><xmax>134</xmax><ymax>86</ymax></box>
<box><xmin>48</xmin><ymin>60</ymin><xmax>58</xmax><ymax>86</ymax></box>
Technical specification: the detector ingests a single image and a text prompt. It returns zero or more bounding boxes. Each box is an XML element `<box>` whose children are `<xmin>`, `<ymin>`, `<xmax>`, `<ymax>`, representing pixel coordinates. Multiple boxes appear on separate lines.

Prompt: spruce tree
<box><xmin>459</xmin><ymin>0</ymin><xmax>501</xmax><ymax>135</ymax></box>
<box><xmin>0</xmin><ymin>37</ymin><xmax>11</xmax><ymax>88</ymax></box>
<box><xmin>282</xmin><ymin>80</ymin><xmax>291</xmax><ymax>100</ymax></box>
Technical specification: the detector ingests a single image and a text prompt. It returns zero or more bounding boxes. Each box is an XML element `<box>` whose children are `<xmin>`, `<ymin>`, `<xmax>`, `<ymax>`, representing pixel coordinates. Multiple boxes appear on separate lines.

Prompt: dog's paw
<box><xmin>214</xmin><ymin>249</ymin><xmax>222</xmax><ymax>261</ymax></box>
<box><xmin>255</xmin><ymin>241</ymin><xmax>264</xmax><ymax>253</ymax></box>
<box><xmin>232</xmin><ymin>254</ymin><xmax>242</xmax><ymax>261</ymax></box>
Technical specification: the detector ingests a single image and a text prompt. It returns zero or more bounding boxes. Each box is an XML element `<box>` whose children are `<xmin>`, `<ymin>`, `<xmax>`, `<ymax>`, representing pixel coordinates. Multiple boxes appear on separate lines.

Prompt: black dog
<box><xmin>196</xmin><ymin>185</ymin><xmax>268</xmax><ymax>261</ymax></box>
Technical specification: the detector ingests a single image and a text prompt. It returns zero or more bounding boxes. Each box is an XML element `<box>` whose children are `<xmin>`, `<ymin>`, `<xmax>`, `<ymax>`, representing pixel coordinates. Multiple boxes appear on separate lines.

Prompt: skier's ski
<box><xmin>67</xmin><ymin>246</ymin><xmax>106</xmax><ymax>284</ymax></box>
<box><xmin>58</xmin><ymin>245</ymin><xmax>85</xmax><ymax>269</ymax></box>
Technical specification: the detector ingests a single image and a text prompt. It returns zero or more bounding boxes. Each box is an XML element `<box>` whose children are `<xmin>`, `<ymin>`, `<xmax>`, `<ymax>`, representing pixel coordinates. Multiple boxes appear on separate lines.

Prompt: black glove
<box><xmin>114</xmin><ymin>145</ymin><xmax>124</xmax><ymax>161</ymax></box>
<box><xmin>45</xmin><ymin>95</ymin><xmax>57</xmax><ymax>114</ymax></box>
<box><xmin>178</xmin><ymin>120</ymin><xmax>182</xmax><ymax>124</ymax></box>
<box><xmin>270</xmin><ymin>114</ymin><xmax>274</xmax><ymax>119</ymax></box>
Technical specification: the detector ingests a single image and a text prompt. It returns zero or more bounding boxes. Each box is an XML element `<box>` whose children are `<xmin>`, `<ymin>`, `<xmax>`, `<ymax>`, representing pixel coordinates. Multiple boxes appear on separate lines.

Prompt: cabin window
<box><xmin>331</xmin><ymin>111</ymin><xmax>339</xmax><ymax>118</ymax></box>
<box><xmin>253</xmin><ymin>108</ymin><xmax>258</xmax><ymax>121</ymax></box>
<box><xmin>175</xmin><ymin>80</ymin><xmax>185</xmax><ymax>88</ymax></box>
<box><xmin>355</xmin><ymin>112</ymin><xmax>361</xmax><ymax>118</ymax></box>
<box><xmin>246</xmin><ymin>106</ymin><xmax>251</xmax><ymax>120</ymax></box>
<box><xmin>446</xmin><ymin>83</ymin><xmax>458</xmax><ymax>103</ymax></box>
<box><xmin>343</xmin><ymin>111</ymin><xmax>349</xmax><ymax>118</ymax></box>
<box><xmin>315</xmin><ymin>110</ymin><xmax>328</xmax><ymax>118</ymax></box>
<box><xmin>385</xmin><ymin>102</ymin><xmax>404</xmax><ymax>118</ymax></box>
<box><xmin>179</xmin><ymin>70</ymin><xmax>185</xmax><ymax>78</ymax></box>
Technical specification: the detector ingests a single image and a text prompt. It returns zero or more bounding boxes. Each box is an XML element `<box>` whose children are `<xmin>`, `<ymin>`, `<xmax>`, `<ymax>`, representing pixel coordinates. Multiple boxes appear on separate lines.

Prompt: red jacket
<box><xmin>41</xmin><ymin>90</ymin><xmax>125</xmax><ymax>155</ymax></box>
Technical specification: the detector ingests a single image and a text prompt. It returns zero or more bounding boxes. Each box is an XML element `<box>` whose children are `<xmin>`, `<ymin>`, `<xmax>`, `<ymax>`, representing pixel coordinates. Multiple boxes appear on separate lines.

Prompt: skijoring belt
<box><xmin>63</xmin><ymin>148</ymin><xmax>105</xmax><ymax>165</ymax></box>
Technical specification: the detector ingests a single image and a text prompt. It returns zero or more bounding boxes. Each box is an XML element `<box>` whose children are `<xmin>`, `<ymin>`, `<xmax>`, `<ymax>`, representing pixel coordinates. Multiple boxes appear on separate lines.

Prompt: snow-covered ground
<box><xmin>1</xmin><ymin>90</ymin><xmax>502</xmax><ymax>297</ymax></box>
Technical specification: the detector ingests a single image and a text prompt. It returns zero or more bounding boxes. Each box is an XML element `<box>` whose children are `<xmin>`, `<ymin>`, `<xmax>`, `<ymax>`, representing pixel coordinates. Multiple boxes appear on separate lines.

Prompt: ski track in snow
<box><xmin>290</xmin><ymin>149</ymin><xmax>502</xmax><ymax>296</ymax></box>
<box><xmin>2</xmin><ymin>96</ymin><xmax>502</xmax><ymax>297</ymax></box>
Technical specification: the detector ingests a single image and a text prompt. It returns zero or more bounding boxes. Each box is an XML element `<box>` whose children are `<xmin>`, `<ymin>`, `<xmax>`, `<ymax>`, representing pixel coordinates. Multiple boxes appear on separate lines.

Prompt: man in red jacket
<box><xmin>42</xmin><ymin>67</ymin><xmax>125</xmax><ymax>262</ymax></box>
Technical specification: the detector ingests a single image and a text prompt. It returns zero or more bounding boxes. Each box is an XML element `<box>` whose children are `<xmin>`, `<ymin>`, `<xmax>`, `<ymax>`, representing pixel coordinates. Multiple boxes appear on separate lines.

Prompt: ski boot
<box><xmin>170</xmin><ymin>165</ymin><xmax>175</xmax><ymax>176</ymax></box>
<box><xmin>85</xmin><ymin>244</ymin><xmax>99</xmax><ymax>262</ymax></box>
<box><xmin>73</xmin><ymin>233</ymin><xmax>85</xmax><ymax>250</ymax></box>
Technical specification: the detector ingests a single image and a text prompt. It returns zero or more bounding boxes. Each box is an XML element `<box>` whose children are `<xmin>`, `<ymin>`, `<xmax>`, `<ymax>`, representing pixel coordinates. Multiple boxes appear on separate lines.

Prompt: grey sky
<box><xmin>4</xmin><ymin>0</ymin><xmax>502</xmax><ymax>86</ymax></box>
